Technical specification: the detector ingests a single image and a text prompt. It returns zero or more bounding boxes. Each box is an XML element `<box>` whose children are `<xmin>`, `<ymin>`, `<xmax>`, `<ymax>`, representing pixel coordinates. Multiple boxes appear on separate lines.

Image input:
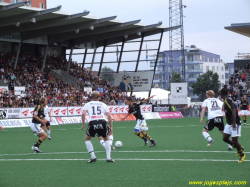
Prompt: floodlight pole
<box><xmin>67</xmin><ymin>47</ymin><xmax>73</xmax><ymax>73</ymax></box>
<box><xmin>135</xmin><ymin>34</ymin><xmax>144</xmax><ymax>72</ymax></box>
<box><xmin>148</xmin><ymin>31</ymin><xmax>163</xmax><ymax>97</ymax></box>
<box><xmin>116</xmin><ymin>38</ymin><xmax>125</xmax><ymax>73</ymax></box>
<box><xmin>90</xmin><ymin>48</ymin><xmax>96</xmax><ymax>72</ymax></box>
<box><xmin>82</xmin><ymin>48</ymin><xmax>88</xmax><ymax>69</ymax></box>
<box><xmin>14</xmin><ymin>42</ymin><xmax>22</xmax><ymax>69</ymax></box>
<box><xmin>41</xmin><ymin>44</ymin><xmax>48</xmax><ymax>72</ymax></box>
<box><xmin>98</xmin><ymin>39</ymin><xmax>107</xmax><ymax>77</ymax></box>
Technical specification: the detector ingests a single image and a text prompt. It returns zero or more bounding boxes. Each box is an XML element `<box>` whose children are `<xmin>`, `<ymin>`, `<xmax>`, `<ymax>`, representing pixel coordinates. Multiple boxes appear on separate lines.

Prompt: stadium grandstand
<box><xmin>0</xmin><ymin>1</ymin><xmax>179</xmax><ymax>109</ymax></box>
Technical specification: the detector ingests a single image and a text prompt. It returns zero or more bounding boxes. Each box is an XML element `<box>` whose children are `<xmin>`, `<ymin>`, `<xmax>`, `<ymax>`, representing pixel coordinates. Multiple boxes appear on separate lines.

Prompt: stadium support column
<box><xmin>148</xmin><ymin>31</ymin><xmax>163</xmax><ymax>97</ymax></box>
<box><xmin>14</xmin><ymin>42</ymin><xmax>21</xmax><ymax>69</ymax></box>
<box><xmin>67</xmin><ymin>47</ymin><xmax>73</xmax><ymax>73</ymax></box>
<box><xmin>82</xmin><ymin>48</ymin><xmax>88</xmax><ymax>69</ymax></box>
<box><xmin>90</xmin><ymin>48</ymin><xmax>96</xmax><ymax>72</ymax></box>
<box><xmin>41</xmin><ymin>45</ymin><xmax>48</xmax><ymax>72</ymax></box>
<box><xmin>98</xmin><ymin>40</ymin><xmax>107</xmax><ymax>77</ymax></box>
<box><xmin>116</xmin><ymin>38</ymin><xmax>125</xmax><ymax>73</ymax></box>
<box><xmin>135</xmin><ymin>34</ymin><xmax>144</xmax><ymax>72</ymax></box>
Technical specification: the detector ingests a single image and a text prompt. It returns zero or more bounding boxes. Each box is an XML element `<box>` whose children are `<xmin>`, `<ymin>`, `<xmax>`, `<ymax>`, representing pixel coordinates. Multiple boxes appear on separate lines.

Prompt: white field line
<box><xmin>0</xmin><ymin>150</ymin><xmax>249</xmax><ymax>157</ymax></box>
<box><xmin>0</xmin><ymin>158</ymin><xmax>249</xmax><ymax>162</ymax></box>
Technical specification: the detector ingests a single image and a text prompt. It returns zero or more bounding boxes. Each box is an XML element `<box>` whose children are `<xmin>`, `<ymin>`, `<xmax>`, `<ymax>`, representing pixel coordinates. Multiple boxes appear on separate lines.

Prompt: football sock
<box><xmin>136</xmin><ymin>132</ymin><xmax>147</xmax><ymax>141</ymax></box>
<box><xmin>144</xmin><ymin>134</ymin><xmax>155</xmax><ymax>142</ymax></box>
<box><xmin>105</xmin><ymin>140</ymin><xmax>111</xmax><ymax>159</ymax></box>
<box><xmin>34</xmin><ymin>138</ymin><xmax>43</xmax><ymax>148</ymax></box>
<box><xmin>243</xmin><ymin>116</ymin><xmax>246</xmax><ymax>123</ymax></box>
<box><xmin>85</xmin><ymin>141</ymin><xmax>96</xmax><ymax>158</ymax></box>
<box><xmin>237</xmin><ymin>148</ymin><xmax>244</xmax><ymax>156</ymax></box>
<box><xmin>202</xmin><ymin>132</ymin><xmax>212</xmax><ymax>142</ymax></box>
<box><xmin>109</xmin><ymin>135</ymin><xmax>113</xmax><ymax>145</ymax></box>
<box><xmin>47</xmin><ymin>130</ymin><xmax>51</xmax><ymax>137</ymax></box>
<box><xmin>100</xmin><ymin>139</ymin><xmax>105</xmax><ymax>148</ymax></box>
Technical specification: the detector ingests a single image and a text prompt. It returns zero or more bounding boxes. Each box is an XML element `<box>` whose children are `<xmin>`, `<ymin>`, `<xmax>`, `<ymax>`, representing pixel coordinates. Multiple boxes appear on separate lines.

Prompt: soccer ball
<box><xmin>115</xmin><ymin>141</ymin><xmax>123</xmax><ymax>148</ymax></box>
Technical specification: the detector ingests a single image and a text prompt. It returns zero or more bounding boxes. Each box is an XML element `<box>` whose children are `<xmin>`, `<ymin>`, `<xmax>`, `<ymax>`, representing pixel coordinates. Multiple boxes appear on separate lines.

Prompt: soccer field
<box><xmin>0</xmin><ymin>118</ymin><xmax>249</xmax><ymax>187</ymax></box>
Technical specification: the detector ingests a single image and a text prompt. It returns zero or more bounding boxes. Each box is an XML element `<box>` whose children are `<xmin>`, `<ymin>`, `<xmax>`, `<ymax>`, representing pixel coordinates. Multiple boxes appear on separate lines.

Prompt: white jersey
<box><xmin>83</xmin><ymin>101</ymin><xmax>109</xmax><ymax>121</ymax></box>
<box><xmin>44</xmin><ymin>105</ymin><xmax>51</xmax><ymax>121</ymax></box>
<box><xmin>202</xmin><ymin>98</ymin><xmax>223</xmax><ymax>120</ymax></box>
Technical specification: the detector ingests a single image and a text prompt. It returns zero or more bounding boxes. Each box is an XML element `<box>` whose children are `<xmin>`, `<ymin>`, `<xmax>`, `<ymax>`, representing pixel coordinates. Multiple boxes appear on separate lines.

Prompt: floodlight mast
<box><xmin>169</xmin><ymin>0</ymin><xmax>185</xmax><ymax>81</ymax></box>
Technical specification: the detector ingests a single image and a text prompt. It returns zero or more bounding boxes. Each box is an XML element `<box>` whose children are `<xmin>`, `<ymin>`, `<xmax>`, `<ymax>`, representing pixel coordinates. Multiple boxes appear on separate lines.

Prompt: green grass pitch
<box><xmin>0</xmin><ymin>117</ymin><xmax>249</xmax><ymax>187</ymax></box>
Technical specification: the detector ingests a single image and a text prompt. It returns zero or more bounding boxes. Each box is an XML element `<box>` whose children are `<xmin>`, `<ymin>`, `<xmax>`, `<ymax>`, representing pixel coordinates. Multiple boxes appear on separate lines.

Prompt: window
<box><xmin>17</xmin><ymin>0</ymin><xmax>23</xmax><ymax>2</ymax></box>
<box><xmin>1</xmin><ymin>0</ymin><xmax>5</xmax><ymax>2</ymax></box>
<box><xmin>221</xmin><ymin>67</ymin><xmax>224</xmax><ymax>71</ymax></box>
<box><xmin>10</xmin><ymin>0</ymin><xmax>15</xmax><ymax>3</ymax></box>
<box><xmin>206</xmin><ymin>66</ymin><xmax>209</xmax><ymax>71</ymax></box>
<box><xmin>213</xmin><ymin>58</ymin><xmax>215</xmax><ymax>62</ymax></box>
<box><xmin>217</xmin><ymin>66</ymin><xmax>218</xmax><ymax>71</ymax></box>
<box><xmin>207</xmin><ymin>57</ymin><xmax>209</xmax><ymax>62</ymax></box>
<box><xmin>212</xmin><ymin>66</ymin><xmax>215</xmax><ymax>71</ymax></box>
<box><xmin>222</xmin><ymin>75</ymin><xmax>224</xmax><ymax>79</ymax></box>
<box><xmin>40</xmin><ymin>3</ymin><xmax>44</xmax><ymax>9</ymax></box>
<box><xmin>200</xmin><ymin>55</ymin><xmax>202</xmax><ymax>61</ymax></box>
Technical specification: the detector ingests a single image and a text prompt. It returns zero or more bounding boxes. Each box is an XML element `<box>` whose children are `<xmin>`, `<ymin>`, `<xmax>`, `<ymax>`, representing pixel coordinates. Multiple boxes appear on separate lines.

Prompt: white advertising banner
<box><xmin>14</xmin><ymin>86</ymin><xmax>25</xmax><ymax>95</ymax></box>
<box><xmin>55</xmin><ymin>116</ymin><xmax>87</xmax><ymax>124</ymax></box>
<box><xmin>21</xmin><ymin>107</ymin><xmax>35</xmax><ymax>118</ymax></box>
<box><xmin>51</xmin><ymin>107</ymin><xmax>68</xmax><ymax>117</ymax></box>
<box><xmin>114</xmin><ymin>71</ymin><xmax>154</xmax><ymax>92</ymax></box>
<box><xmin>119</xmin><ymin>105</ymin><xmax>129</xmax><ymax>114</ymax></box>
<box><xmin>170</xmin><ymin>83</ymin><xmax>188</xmax><ymax>104</ymax></box>
<box><xmin>108</xmin><ymin>105</ymin><xmax>120</xmax><ymax>114</ymax></box>
<box><xmin>0</xmin><ymin>86</ymin><xmax>8</xmax><ymax>93</ymax></box>
<box><xmin>140</xmin><ymin>105</ymin><xmax>152</xmax><ymax>113</ymax></box>
<box><xmin>143</xmin><ymin>112</ymin><xmax>161</xmax><ymax>119</ymax></box>
<box><xmin>84</xmin><ymin>87</ymin><xmax>92</xmax><ymax>94</ymax></box>
<box><xmin>4</xmin><ymin>108</ymin><xmax>21</xmax><ymax>119</ymax></box>
<box><xmin>68</xmin><ymin>106</ymin><xmax>83</xmax><ymax>116</ymax></box>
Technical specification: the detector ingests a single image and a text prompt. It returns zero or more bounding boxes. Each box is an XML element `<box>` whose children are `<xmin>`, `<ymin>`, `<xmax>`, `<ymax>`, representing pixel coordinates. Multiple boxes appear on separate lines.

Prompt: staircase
<box><xmin>50</xmin><ymin>70</ymin><xmax>83</xmax><ymax>89</ymax></box>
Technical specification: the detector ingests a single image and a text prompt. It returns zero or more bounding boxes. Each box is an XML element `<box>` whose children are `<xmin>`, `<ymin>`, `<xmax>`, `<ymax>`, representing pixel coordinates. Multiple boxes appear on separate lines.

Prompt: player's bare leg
<box><xmin>220</xmin><ymin>130</ymin><xmax>232</xmax><ymax>150</ymax></box>
<box><xmin>32</xmin><ymin>132</ymin><xmax>47</xmax><ymax>153</ymax></box>
<box><xmin>47</xmin><ymin>126</ymin><xmax>51</xmax><ymax>140</ymax></box>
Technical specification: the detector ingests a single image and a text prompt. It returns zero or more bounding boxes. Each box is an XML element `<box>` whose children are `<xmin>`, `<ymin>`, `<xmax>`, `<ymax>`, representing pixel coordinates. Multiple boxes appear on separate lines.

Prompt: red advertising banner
<box><xmin>158</xmin><ymin>112</ymin><xmax>183</xmax><ymax>119</ymax></box>
<box><xmin>112</xmin><ymin>114</ymin><xmax>136</xmax><ymax>121</ymax></box>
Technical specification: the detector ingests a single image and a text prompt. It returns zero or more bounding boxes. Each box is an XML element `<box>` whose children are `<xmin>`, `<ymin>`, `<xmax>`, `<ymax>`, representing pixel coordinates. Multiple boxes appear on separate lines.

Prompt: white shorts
<box><xmin>134</xmin><ymin>119</ymin><xmax>148</xmax><ymax>132</ymax></box>
<box><xmin>30</xmin><ymin>123</ymin><xmax>44</xmax><ymax>136</ymax></box>
<box><xmin>224</xmin><ymin>124</ymin><xmax>241</xmax><ymax>137</ymax></box>
<box><xmin>241</xmin><ymin>110</ymin><xmax>248</xmax><ymax>116</ymax></box>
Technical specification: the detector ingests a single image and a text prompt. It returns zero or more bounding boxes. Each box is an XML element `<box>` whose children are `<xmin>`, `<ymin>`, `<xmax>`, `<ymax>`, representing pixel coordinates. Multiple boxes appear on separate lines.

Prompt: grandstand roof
<box><xmin>224</xmin><ymin>23</ymin><xmax>250</xmax><ymax>38</ymax></box>
<box><xmin>0</xmin><ymin>1</ymin><xmax>179</xmax><ymax>48</ymax></box>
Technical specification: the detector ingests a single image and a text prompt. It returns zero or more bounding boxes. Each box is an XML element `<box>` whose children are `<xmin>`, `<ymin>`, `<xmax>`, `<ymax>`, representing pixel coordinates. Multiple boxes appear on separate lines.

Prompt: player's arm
<box><xmin>105</xmin><ymin>112</ymin><xmax>113</xmax><ymax>134</ymax></box>
<box><xmin>81</xmin><ymin>110</ymin><xmax>87</xmax><ymax>131</ymax></box>
<box><xmin>121</xmin><ymin>112</ymin><xmax>131</xmax><ymax>121</ymax></box>
<box><xmin>200</xmin><ymin>106</ymin><xmax>207</xmax><ymax>124</ymax></box>
<box><xmin>33</xmin><ymin>114</ymin><xmax>47</xmax><ymax>124</ymax></box>
<box><xmin>142</xmin><ymin>95</ymin><xmax>156</xmax><ymax>104</ymax></box>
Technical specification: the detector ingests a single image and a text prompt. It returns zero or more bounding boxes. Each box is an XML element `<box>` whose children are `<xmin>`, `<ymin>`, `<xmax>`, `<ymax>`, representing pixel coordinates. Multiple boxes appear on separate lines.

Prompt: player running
<box><xmin>41</xmin><ymin>105</ymin><xmax>52</xmax><ymax>140</ymax></box>
<box><xmin>221</xmin><ymin>88</ymin><xmax>246</xmax><ymax>163</ymax></box>
<box><xmin>239</xmin><ymin>95</ymin><xmax>249</xmax><ymax>125</ymax></box>
<box><xmin>121</xmin><ymin>96</ymin><xmax>156</xmax><ymax>147</ymax></box>
<box><xmin>200</xmin><ymin>90</ymin><xmax>232</xmax><ymax>150</ymax></box>
<box><xmin>82</xmin><ymin>91</ymin><xmax>114</xmax><ymax>163</ymax></box>
<box><xmin>30</xmin><ymin>97</ymin><xmax>48</xmax><ymax>153</ymax></box>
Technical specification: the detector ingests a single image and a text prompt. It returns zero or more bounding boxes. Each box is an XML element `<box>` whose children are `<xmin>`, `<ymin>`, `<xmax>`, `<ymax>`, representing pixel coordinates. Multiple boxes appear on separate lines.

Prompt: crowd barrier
<box><xmin>0</xmin><ymin>111</ymin><xmax>184</xmax><ymax>128</ymax></box>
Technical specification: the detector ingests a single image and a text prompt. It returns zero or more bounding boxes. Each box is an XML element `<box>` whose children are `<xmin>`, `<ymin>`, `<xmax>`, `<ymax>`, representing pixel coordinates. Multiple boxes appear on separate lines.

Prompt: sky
<box><xmin>47</xmin><ymin>0</ymin><xmax>250</xmax><ymax>71</ymax></box>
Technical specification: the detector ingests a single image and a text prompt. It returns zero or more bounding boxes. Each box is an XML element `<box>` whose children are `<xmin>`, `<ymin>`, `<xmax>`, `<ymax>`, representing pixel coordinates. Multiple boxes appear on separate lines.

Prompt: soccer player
<box><xmin>82</xmin><ymin>91</ymin><xmax>114</xmax><ymax>163</ymax></box>
<box><xmin>200</xmin><ymin>90</ymin><xmax>232</xmax><ymax>150</ymax></box>
<box><xmin>41</xmin><ymin>105</ymin><xmax>52</xmax><ymax>140</ymax></box>
<box><xmin>0</xmin><ymin>125</ymin><xmax>4</xmax><ymax>131</ymax></box>
<box><xmin>221</xmin><ymin>88</ymin><xmax>246</xmax><ymax>163</ymax></box>
<box><xmin>239</xmin><ymin>95</ymin><xmax>249</xmax><ymax>125</ymax></box>
<box><xmin>30</xmin><ymin>97</ymin><xmax>48</xmax><ymax>153</ymax></box>
<box><xmin>121</xmin><ymin>96</ymin><xmax>156</xmax><ymax>147</ymax></box>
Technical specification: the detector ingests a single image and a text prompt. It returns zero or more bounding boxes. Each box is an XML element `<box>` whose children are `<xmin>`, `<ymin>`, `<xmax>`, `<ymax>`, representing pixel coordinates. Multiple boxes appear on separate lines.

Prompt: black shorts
<box><xmin>204</xmin><ymin>116</ymin><xmax>224</xmax><ymax>131</ymax></box>
<box><xmin>41</xmin><ymin>122</ymin><xmax>51</xmax><ymax>127</ymax></box>
<box><xmin>86</xmin><ymin>120</ymin><xmax>110</xmax><ymax>138</ymax></box>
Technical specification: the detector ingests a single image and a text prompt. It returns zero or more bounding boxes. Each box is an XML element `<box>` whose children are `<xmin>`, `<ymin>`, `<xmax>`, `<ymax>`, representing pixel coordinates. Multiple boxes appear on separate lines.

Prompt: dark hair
<box><xmin>127</xmin><ymin>97</ymin><xmax>133</xmax><ymax>102</ymax></box>
<box><xmin>220</xmin><ymin>88</ymin><xmax>228</xmax><ymax>96</ymax></box>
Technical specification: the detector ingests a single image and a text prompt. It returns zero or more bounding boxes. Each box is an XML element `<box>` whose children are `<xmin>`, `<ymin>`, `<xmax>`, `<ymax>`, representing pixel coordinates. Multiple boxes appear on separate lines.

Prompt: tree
<box><xmin>191</xmin><ymin>70</ymin><xmax>220</xmax><ymax>101</ymax></box>
<box><xmin>168</xmin><ymin>72</ymin><xmax>184</xmax><ymax>90</ymax></box>
<box><xmin>101</xmin><ymin>66</ymin><xmax>115</xmax><ymax>82</ymax></box>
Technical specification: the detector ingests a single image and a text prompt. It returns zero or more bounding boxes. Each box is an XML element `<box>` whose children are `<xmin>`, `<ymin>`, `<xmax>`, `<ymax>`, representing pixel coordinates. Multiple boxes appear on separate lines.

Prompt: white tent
<box><xmin>133</xmin><ymin>88</ymin><xmax>191</xmax><ymax>105</ymax></box>
<box><xmin>133</xmin><ymin>88</ymin><xmax>170</xmax><ymax>104</ymax></box>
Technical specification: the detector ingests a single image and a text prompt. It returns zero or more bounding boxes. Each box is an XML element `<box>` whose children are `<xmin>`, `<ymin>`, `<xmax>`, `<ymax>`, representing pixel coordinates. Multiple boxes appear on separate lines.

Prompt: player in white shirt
<box><xmin>41</xmin><ymin>105</ymin><xmax>52</xmax><ymax>140</ymax></box>
<box><xmin>82</xmin><ymin>91</ymin><xmax>114</xmax><ymax>163</ymax></box>
<box><xmin>200</xmin><ymin>90</ymin><xmax>233</xmax><ymax>150</ymax></box>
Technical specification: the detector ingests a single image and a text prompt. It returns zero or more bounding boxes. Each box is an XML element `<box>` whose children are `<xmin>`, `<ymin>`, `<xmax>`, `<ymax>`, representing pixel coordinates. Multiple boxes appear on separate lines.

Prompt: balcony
<box><xmin>186</xmin><ymin>61</ymin><xmax>203</xmax><ymax>64</ymax></box>
<box><xmin>153</xmin><ymin>79</ymin><xmax>165</xmax><ymax>83</ymax></box>
<box><xmin>186</xmin><ymin>68</ymin><xmax>203</xmax><ymax>73</ymax></box>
